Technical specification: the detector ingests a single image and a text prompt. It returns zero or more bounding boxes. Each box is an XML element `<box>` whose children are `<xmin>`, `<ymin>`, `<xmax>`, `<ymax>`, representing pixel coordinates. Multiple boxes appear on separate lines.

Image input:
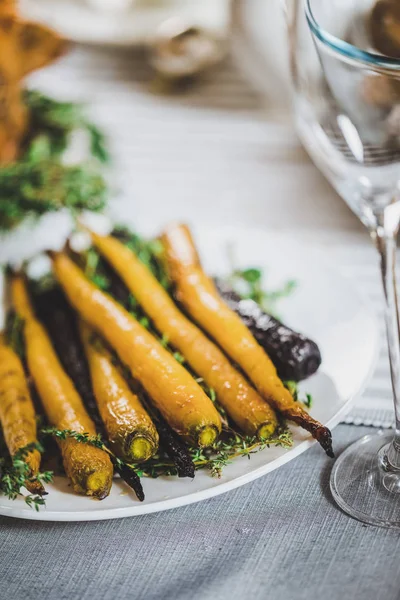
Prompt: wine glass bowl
<box><xmin>289</xmin><ymin>0</ymin><xmax>400</xmax><ymax>528</ymax></box>
<box><xmin>291</xmin><ymin>0</ymin><xmax>400</xmax><ymax>226</ymax></box>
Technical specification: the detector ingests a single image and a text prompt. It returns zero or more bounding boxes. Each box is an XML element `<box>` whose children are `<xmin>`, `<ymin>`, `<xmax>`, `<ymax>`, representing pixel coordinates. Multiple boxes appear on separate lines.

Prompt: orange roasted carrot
<box><xmin>51</xmin><ymin>253</ymin><xmax>222</xmax><ymax>447</ymax></box>
<box><xmin>0</xmin><ymin>333</ymin><xmax>44</xmax><ymax>495</ymax></box>
<box><xmin>161</xmin><ymin>224</ymin><xmax>333</xmax><ymax>457</ymax></box>
<box><xmin>80</xmin><ymin>321</ymin><xmax>159</xmax><ymax>462</ymax></box>
<box><xmin>12</xmin><ymin>277</ymin><xmax>113</xmax><ymax>499</ymax></box>
<box><xmin>90</xmin><ymin>231</ymin><xmax>279</xmax><ymax>439</ymax></box>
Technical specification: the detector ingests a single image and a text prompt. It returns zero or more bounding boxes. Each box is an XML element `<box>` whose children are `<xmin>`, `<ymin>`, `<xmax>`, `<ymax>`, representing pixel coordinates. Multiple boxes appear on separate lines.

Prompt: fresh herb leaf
<box><xmin>86</xmin><ymin>123</ymin><xmax>110</xmax><ymax>164</ymax></box>
<box><xmin>0</xmin><ymin>439</ymin><xmax>53</xmax><ymax>511</ymax></box>
<box><xmin>0</xmin><ymin>90</ymin><xmax>110</xmax><ymax>232</ymax></box>
<box><xmin>239</xmin><ymin>268</ymin><xmax>262</xmax><ymax>283</ymax></box>
<box><xmin>160</xmin><ymin>333</ymin><xmax>169</xmax><ymax>348</ymax></box>
<box><xmin>137</xmin><ymin>427</ymin><xmax>293</xmax><ymax>479</ymax></box>
<box><xmin>284</xmin><ymin>380</ymin><xmax>313</xmax><ymax>409</ymax></box>
<box><xmin>228</xmin><ymin>267</ymin><xmax>297</xmax><ymax>317</ymax></box>
<box><xmin>173</xmin><ymin>352</ymin><xmax>185</xmax><ymax>364</ymax></box>
<box><xmin>284</xmin><ymin>380</ymin><xmax>298</xmax><ymax>401</ymax></box>
<box><xmin>25</xmin><ymin>495</ymin><xmax>46</xmax><ymax>511</ymax></box>
<box><xmin>38</xmin><ymin>420</ymin><xmax>293</xmax><ymax>483</ymax></box>
<box><xmin>139</xmin><ymin>316</ymin><xmax>150</xmax><ymax>329</ymax></box>
<box><xmin>0</xmin><ymin>160</ymin><xmax>107</xmax><ymax>231</ymax></box>
<box><xmin>24</xmin><ymin>90</ymin><xmax>110</xmax><ymax>164</ymax></box>
<box><xmin>91</xmin><ymin>273</ymin><xmax>110</xmax><ymax>291</ymax></box>
<box><xmin>304</xmin><ymin>393</ymin><xmax>313</xmax><ymax>409</ymax></box>
<box><xmin>41</xmin><ymin>427</ymin><xmax>106</xmax><ymax>450</ymax></box>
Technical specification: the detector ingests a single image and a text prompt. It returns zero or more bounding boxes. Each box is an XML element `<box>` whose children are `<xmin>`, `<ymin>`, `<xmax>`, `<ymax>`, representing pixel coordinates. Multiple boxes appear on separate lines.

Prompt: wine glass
<box><xmin>289</xmin><ymin>0</ymin><xmax>400</xmax><ymax>528</ymax></box>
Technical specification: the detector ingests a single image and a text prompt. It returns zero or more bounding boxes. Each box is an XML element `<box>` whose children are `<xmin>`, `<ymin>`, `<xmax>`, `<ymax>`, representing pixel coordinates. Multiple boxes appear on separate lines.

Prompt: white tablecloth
<box><xmin>1</xmin><ymin>424</ymin><xmax>399</xmax><ymax>600</ymax></box>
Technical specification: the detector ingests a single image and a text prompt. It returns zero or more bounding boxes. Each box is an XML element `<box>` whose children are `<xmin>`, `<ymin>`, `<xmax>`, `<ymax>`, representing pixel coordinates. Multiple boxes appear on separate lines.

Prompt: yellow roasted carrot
<box><xmin>0</xmin><ymin>334</ymin><xmax>44</xmax><ymax>495</ymax></box>
<box><xmin>80</xmin><ymin>321</ymin><xmax>159</xmax><ymax>462</ymax></box>
<box><xmin>52</xmin><ymin>253</ymin><xmax>222</xmax><ymax>447</ymax></box>
<box><xmin>91</xmin><ymin>231</ymin><xmax>278</xmax><ymax>439</ymax></box>
<box><xmin>12</xmin><ymin>277</ymin><xmax>113</xmax><ymax>499</ymax></box>
<box><xmin>161</xmin><ymin>224</ymin><xmax>333</xmax><ymax>456</ymax></box>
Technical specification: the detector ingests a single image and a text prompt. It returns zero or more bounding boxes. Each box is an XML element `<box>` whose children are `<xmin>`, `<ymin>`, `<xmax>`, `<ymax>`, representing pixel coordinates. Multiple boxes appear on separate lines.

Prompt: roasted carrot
<box><xmin>12</xmin><ymin>276</ymin><xmax>113</xmax><ymax>499</ymax></box>
<box><xmin>215</xmin><ymin>279</ymin><xmax>322</xmax><ymax>382</ymax></box>
<box><xmin>80</xmin><ymin>321</ymin><xmax>159</xmax><ymax>462</ymax></box>
<box><xmin>0</xmin><ymin>334</ymin><xmax>44</xmax><ymax>495</ymax></box>
<box><xmin>152</xmin><ymin>415</ymin><xmax>195</xmax><ymax>478</ymax></box>
<box><xmin>100</xmin><ymin>261</ymin><xmax>196</xmax><ymax>477</ymax></box>
<box><xmin>33</xmin><ymin>286</ymin><xmax>104</xmax><ymax>434</ymax></box>
<box><xmin>90</xmin><ymin>232</ymin><xmax>278</xmax><ymax>439</ymax></box>
<box><xmin>161</xmin><ymin>224</ymin><xmax>333</xmax><ymax>457</ymax></box>
<box><xmin>51</xmin><ymin>253</ymin><xmax>222</xmax><ymax>447</ymax></box>
<box><xmin>33</xmin><ymin>286</ymin><xmax>144</xmax><ymax>500</ymax></box>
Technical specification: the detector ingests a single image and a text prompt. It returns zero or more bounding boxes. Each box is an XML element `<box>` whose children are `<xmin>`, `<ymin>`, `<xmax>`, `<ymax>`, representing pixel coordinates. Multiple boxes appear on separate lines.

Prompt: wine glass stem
<box><xmin>373</xmin><ymin>208</ymin><xmax>400</xmax><ymax>469</ymax></box>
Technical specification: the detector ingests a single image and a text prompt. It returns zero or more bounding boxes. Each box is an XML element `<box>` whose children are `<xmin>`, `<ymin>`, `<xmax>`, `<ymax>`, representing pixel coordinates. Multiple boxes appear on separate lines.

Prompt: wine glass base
<box><xmin>330</xmin><ymin>431</ymin><xmax>400</xmax><ymax>529</ymax></box>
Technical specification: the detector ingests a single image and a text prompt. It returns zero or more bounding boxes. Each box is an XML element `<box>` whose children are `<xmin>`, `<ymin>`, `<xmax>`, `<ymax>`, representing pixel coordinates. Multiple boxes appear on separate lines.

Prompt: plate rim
<box><xmin>0</xmin><ymin>226</ymin><xmax>381</xmax><ymax>521</ymax></box>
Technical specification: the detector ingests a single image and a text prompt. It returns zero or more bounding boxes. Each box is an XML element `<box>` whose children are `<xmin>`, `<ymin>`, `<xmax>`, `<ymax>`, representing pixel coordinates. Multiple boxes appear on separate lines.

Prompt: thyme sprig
<box><xmin>39</xmin><ymin>422</ymin><xmax>292</xmax><ymax>487</ymax></box>
<box><xmin>41</xmin><ymin>427</ymin><xmax>106</xmax><ymax>450</ymax></box>
<box><xmin>0</xmin><ymin>429</ymin><xmax>115</xmax><ymax>511</ymax></box>
<box><xmin>133</xmin><ymin>427</ymin><xmax>293</xmax><ymax>479</ymax></box>
<box><xmin>0</xmin><ymin>90</ymin><xmax>110</xmax><ymax>232</ymax></box>
<box><xmin>228</xmin><ymin>267</ymin><xmax>297</xmax><ymax>317</ymax></box>
<box><xmin>24</xmin><ymin>90</ymin><xmax>109</xmax><ymax>163</ymax></box>
<box><xmin>39</xmin><ymin>426</ymin><xmax>292</xmax><ymax>480</ymax></box>
<box><xmin>0</xmin><ymin>441</ymin><xmax>53</xmax><ymax>511</ymax></box>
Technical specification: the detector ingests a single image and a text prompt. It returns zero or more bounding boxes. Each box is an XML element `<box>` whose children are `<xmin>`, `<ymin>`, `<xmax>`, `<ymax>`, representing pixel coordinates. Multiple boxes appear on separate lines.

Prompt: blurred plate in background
<box><xmin>20</xmin><ymin>0</ymin><xmax>230</xmax><ymax>47</ymax></box>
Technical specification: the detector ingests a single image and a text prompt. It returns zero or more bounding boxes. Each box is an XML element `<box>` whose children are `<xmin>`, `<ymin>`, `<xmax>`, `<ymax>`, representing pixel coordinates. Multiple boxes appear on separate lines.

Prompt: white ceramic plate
<box><xmin>19</xmin><ymin>0</ymin><xmax>230</xmax><ymax>47</ymax></box>
<box><xmin>0</xmin><ymin>225</ymin><xmax>380</xmax><ymax>521</ymax></box>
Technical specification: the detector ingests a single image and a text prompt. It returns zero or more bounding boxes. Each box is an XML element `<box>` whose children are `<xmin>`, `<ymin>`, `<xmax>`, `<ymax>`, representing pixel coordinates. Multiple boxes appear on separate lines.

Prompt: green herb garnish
<box><xmin>39</xmin><ymin>426</ymin><xmax>292</xmax><ymax>480</ymax></box>
<box><xmin>0</xmin><ymin>441</ymin><xmax>53</xmax><ymax>512</ymax></box>
<box><xmin>24</xmin><ymin>90</ymin><xmax>109</xmax><ymax>164</ymax></box>
<box><xmin>0</xmin><ymin>160</ymin><xmax>107</xmax><ymax>231</ymax></box>
<box><xmin>0</xmin><ymin>420</ymin><xmax>293</xmax><ymax>511</ymax></box>
<box><xmin>304</xmin><ymin>393</ymin><xmax>313</xmax><ymax>409</ymax></box>
<box><xmin>172</xmin><ymin>352</ymin><xmax>185</xmax><ymax>364</ymax></box>
<box><xmin>138</xmin><ymin>427</ymin><xmax>293</xmax><ymax>479</ymax></box>
<box><xmin>284</xmin><ymin>380</ymin><xmax>313</xmax><ymax>409</ymax></box>
<box><xmin>0</xmin><ymin>90</ymin><xmax>109</xmax><ymax>232</ymax></box>
<box><xmin>229</xmin><ymin>267</ymin><xmax>297</xmax><ymax>317</ymax></box>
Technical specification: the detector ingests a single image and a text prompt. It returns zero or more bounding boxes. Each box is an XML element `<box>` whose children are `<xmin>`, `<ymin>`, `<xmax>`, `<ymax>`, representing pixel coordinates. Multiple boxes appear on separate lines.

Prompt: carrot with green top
<box><xmin>90</xmin><ymin>231</ymin><xmax>279</xmax><ymax>439</ymax></box>
<box><xmin>0</xmin><ymin>333</ymin><xmax>44</xmax><ymax>495</ymax></box>
<box><xmin>161</xmin><ymin>224</ymin><xmax>333</xmax><ymax>457</ymax></box>
<box><xmin>51</xmin><ymin>253</ymin><xmax>222</xmax><ymax>447</ymax></box>
<box><xmin>11</xmin><ymin>276</ymin><xmax>114</xmax><ymax>499</ymax></box>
